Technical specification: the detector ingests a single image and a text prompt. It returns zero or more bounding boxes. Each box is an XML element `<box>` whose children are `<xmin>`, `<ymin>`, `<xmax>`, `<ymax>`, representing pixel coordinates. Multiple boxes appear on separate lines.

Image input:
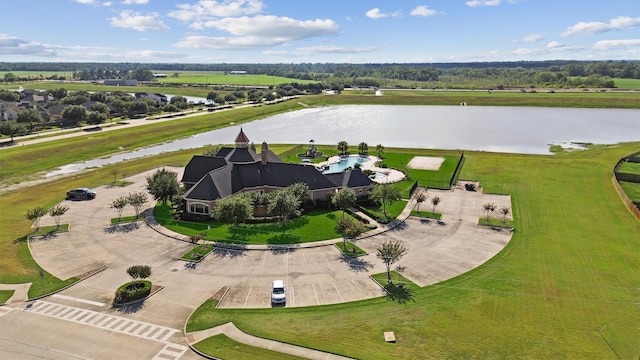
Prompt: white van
<box><xmin>271</xmin><ymin>280</ymin><xmax>286</xmax><ymax>305</ymax></box>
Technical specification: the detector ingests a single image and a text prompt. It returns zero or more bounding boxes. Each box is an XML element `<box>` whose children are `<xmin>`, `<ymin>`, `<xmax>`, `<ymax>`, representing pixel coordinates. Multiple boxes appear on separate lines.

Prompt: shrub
<box><xmin>465</xmin><ymin>183</ymin><xmax>476</xmax><ymax>191</ymax></box>
<box><xmin>114</xmin><ymin>280</ymin><xmax>152</xmax><ymax>304</ymax></box>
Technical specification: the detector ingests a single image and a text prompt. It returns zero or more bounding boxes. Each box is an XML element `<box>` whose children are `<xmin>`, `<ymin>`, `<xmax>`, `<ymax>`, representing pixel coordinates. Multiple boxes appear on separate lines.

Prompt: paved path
<box><xmin>187</xmin><ymin>322</ymin><xmax>355</xmax><ymax>360</ymax></box>
<box><xmin>0</xmin><ymin>168</ymin><xmax>512</xmax><ymax>359</ymax></box>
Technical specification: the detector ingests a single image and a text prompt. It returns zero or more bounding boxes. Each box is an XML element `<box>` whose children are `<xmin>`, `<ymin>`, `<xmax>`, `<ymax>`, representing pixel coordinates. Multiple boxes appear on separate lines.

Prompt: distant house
<box><xmin>181</xmin><ymin>129</ymin><xmax>373</xmax><ymax>216</ymax></box>
<box><xmin>228</xmin><ymin>70</ymin><xmax>247</xmax><ymax>75</ymax></box>
<box><xmin>45</xmin><ymin>104</ymin><xmax>71</xmax><ymax>124</ymax></box>
<box><xmin>135</xmin><ymin>92</ymin><xmax>167</xmax><ymax>105</ymax></box>
<box><xmin>0</xmin><ymin>101</ymin><xmax>20</xmax><ymax>121</ymax></box>
<box><xmin>153</xmin><ymin>73</ymin><xmax>167</xmax><ymax>78</ymax></box>
<box><xmin>20</xmin><ymin>93</ymin><xmax>54</xmax><ymax>106</ymax></box>
<box><xmin>103</xmin><ymin>79</ymin><xmax>138</xmax><ymax>86</ymax></box>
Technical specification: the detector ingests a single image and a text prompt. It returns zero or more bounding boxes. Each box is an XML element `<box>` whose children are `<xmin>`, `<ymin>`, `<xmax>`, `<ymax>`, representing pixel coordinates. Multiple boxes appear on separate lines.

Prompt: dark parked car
<box><xmin>66</xmin><ymin>188</ymin><xmax>96</xmax><ymax>200</ymax></box>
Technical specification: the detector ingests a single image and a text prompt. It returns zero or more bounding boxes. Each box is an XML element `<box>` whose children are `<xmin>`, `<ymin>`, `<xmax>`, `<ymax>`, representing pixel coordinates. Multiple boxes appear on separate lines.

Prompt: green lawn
<box><xmin>155</xmin><ymin>71</ymin><xmax>316</xmax><ymax>86</ymax></box>
<box><xmin>0</xmin><ymin>290</ymin><xmax>14</xmax><ymax>304</ymax></box>
<box><xmin>619</xmin><ymin>181</ymin><xmax>640</xmax><ymax>202</ymax></box>
<box><xmin>181</xmin><ymin>243</ymin><xmax>215</xmax><ymax>261</ymax></box>
<box><xmin>186</xmin><ymin>143</ymin><xmax>640</xmax><ymax>359</ymax></box>
<box><xmin>154</xmin><ymin>203</ymin><xmax>349</xmax><ymax>244</ymax></box>
<box><xmin>193</xmin><ymin>334</ymin><xmax>308</xmax><ymax>360</ymax></box>
<box><xmin>616</xmin><ymin>161</ymin><xmax>640</xmax><ymax>175</ymax></box>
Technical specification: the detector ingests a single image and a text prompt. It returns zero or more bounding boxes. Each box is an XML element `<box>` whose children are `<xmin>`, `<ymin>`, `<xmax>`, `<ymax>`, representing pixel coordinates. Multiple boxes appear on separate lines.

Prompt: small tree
<box><xmin>483</xmin><ymin>203</ymin><xmax>497</xmax><ymax>221</ymax></box>
<box><xmin>213</xmin><ymin>193</ymin><xmax>253</xmax><ymax>227</ymax></box>
<box><xmin>376</xmin><ymin>144</ymin><xmax>384</xmax><ymax>158</ymax></box>
<box><xmin>110</xmin><ymin>196</ymin><xmax>128</xmax><ymax>221</ymax></box>
<box><xmin>87</xmin><ymin>111</ymin><xmax>107</xmax><ymax>128</ymax></box>
<box><xmin>146</xmin><ymin>168</ymin><xmax>180</xmax><ymax>204</ymax></box>
<box><xmin>332</xmin><ymin>188</ymin><xmax>357</xmax><ymax>220</ymax></box>
<box><xmin>268</xmin><ymin>189</ymin><xmax>301</xmax><ymax>233</ymax></box>
<box><xmin>337</xmin><ymin>217</ymin><xmax>367</xmax><ymax>251</ymax></box>
<box><xmin>500</xmin><ymin>206</ymin><xmax>510</xmax><ymax>225</ymax></box>
<box><xmin>0</xmin><ymin>120</ymin><xmax>27</xmax><ymax>141</ymax></box>
<box><xmin>189</xmin><ymin>233</ymin><xmax>203</xmax><ymax>251</ymax></box>
<box><xmin>358</xmin><ymin>142</ymin><xmax>368</xmax><ymax>156</ymax></box>
<box><xmin>370</xmin><ymin>184</ymin><xmax>402</xmax><ymax>217</ymax></box>
<box><xmin>337</xmin><ymin>141</ymin><xmax>349</xmax><ymax>156</ymax></box>
<box><xmin>127</xmin><ymin>191</ymin><xmax>148</xmax><ymax>218</ymax></box>
<box><xmin>48</xmin><ymin>205</ymin><xmax>69</xmax><ymax>229</ymax></box>
<box><xmin>126</xmin><ymin>265</ymin><xmax>152</xmax><ymax>282</ymax></box>
<box><xmin>109</xmin><ymin>168</ymin><xmax>119</xmax><ymax>185</ymax></box>
<box><xmin>376</xmin><ymin>240</ymin><xmax>408</xmax><ymax>281</ymax></box>
<box><xmin>26</xmin><ymin>206</ymin><xmax>48</xmax><ymax>230</ymax></box>
<box><xmin>431</xmin><ymin>196</ymin><xmax>441</xmax><ymax>214</ymax></box>
<box><xmin>415</xmin><ymin>192</ymin><xmax>427</xmax><ymax>215</ymax></box>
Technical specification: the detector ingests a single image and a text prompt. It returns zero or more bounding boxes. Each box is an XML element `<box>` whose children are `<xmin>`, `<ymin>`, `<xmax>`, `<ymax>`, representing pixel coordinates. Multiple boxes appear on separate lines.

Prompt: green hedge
<box><xmin>114</xmin><ymin>280</ymin><xmax>152</xmax><ymax>304</ymax></box>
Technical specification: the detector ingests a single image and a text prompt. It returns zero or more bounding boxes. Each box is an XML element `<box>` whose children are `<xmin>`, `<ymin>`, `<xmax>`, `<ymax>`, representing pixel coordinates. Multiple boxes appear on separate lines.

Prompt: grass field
<box><xmin>616</xmin><ymin>161</ymin><xmax>640</xmax><ymax>175</ymax></box>
<box><xmin>193</xmin><ymin>334</ymin><xmax>308</xmax><ymax>360</ymax></box>
<box><xmin>0</xmin><ymin>91</ymin><xmax>638</xmax><ymax>358</ymax></box>
<box><xmin>613</xmin><ymin>78</ymin><xmax>640</xmax><ymax>89</ymax></box>
<box><xmin>153</xmin><ymin>71</ymin><xmax>316</xmax><ymax>86</ymax></box>
<box><xmin>186</xmin><ymin>143</ymin><xmax>640</xmax><ymax>359</ymax></box>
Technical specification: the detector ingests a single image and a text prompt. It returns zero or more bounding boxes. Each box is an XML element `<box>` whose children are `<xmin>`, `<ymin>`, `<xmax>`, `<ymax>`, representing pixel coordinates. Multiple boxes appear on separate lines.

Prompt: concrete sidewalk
<box><xmin>186</xmin><ymin>322</ymin><xmax>356</xmax><ymax>360</ymax></box>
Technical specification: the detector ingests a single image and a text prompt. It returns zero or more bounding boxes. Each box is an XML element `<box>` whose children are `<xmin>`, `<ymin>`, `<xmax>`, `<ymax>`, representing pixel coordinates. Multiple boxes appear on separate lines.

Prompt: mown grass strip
<box><xmin>193</xmin><ymin>334</ymin><xmax>308</xmax><ymax>360</ymax></box>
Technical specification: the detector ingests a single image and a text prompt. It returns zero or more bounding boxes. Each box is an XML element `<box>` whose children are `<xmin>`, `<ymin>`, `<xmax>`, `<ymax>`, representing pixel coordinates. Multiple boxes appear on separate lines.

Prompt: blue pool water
<box><xmin>322</xmin><ymin>156</ymin><xmax>366</xmax><ymax>174</ymax></box>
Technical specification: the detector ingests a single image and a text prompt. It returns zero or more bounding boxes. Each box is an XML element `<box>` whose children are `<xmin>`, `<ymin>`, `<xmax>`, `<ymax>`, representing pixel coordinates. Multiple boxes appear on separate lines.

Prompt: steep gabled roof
<box><xmin>181</xmin><ymin>155</ymin><xmax>228</xmax><ymax>184</ymax></box>
<box><xmin>235</xmin><ymin>127</ymin><xmax>250</xmax><ymax>144</ymax></box>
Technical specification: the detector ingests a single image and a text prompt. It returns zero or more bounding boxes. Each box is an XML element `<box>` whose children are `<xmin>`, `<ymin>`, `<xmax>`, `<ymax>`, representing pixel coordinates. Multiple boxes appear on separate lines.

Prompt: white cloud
<box><xmin>366</xmin><ymin>8</ymin><xmax>387</xmax><ymax>19</ymax></box>
<box><xmin>103</xmin><ymin>1</ymin><xmax>112</xmax><ymax>6</ymax></box>
<box><xmin>174</xmin><ymin>35</ymin><xmax>283</xmax><ymax>49</ymax></box>
<box><xmin>264</xmin><ymin>45</ymin><xmax>376</xmax><ymax>57</ymax></box>
<box><xmin>121</xmin><ymin>0</ymin><xmax>149</xmax><ymax>4</ymax></box>
<box><xmin>109</xmin><ymin>10</ymin><xmax>169</xmax><ymax>31</ymax></box>
<box><xmin>466</xmin><ymin>0</ymin><xmax>501</xmax><ymax>7</ymax></box>
<box><xmin>0</xmin><ymin>34</ymin><xmax>56</xmax><ymax>56</ymax></box>
<box><xmin>562</xmin><ymin>16</ymin><xmax>640</xmax><ymax>37</ymax></box>
<box><xmin>194</xmin><ymin>15</ymin><xmax>338</xmax><ymax>39</ymax></box>
<box><xmin>365</xmin><ymin>8</ymin><xmax>400</xmax><ymax>19</ymax></box>
<box><xmin>520</xmin><ymin>33</ymin><xmax>544</xmax><ymax>42</ymax></box>
<box><xmin>168</xmin><ymin>0</ymin><xmax>263</xmax><ymax>22</ymax></box>
<box><xmin>410</xmin><ymin>6</ymin><xmax>438</xmax><ymax>17</ymax></box>
<box><xmin>592</xmin><ymin>39</ymin><xmax>640</xmax><ymax>51</ymax></box>
<box><xmin>512</xmin><ymin>41</ymin><xmax>583</xmax><ymax>56</ymax></box>
<box><xmin>72</xmin><ymin>0</ymin><xmax>95</xmax><ymax>4</ymax></box>
<box><xmin>546</xmin><ymin>41</ymin><xmax>564</xmax><ymax>49</ymax></box>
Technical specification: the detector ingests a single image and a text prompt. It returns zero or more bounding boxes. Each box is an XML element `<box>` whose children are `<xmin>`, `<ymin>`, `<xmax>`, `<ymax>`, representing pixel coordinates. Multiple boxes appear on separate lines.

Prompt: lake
<box><xmin>46</xmin><ymin>105</ymin><xmax>640</xmax><ymax>177</ymax></box>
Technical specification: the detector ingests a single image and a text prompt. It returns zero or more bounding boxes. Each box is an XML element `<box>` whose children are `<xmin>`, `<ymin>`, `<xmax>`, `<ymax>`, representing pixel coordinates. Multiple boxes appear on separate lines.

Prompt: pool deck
<box><xmin>317</xmin><ymin>155</ymin><xmax>405</xmax><ymax>184</ymax></box>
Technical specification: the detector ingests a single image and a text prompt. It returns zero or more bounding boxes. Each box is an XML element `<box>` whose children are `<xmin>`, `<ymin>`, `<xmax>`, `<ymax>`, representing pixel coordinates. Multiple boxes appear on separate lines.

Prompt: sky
<box><xmin>1</xmin><ymin>0</ymin><xmax>639</xmax><ymax>63</ymax></box>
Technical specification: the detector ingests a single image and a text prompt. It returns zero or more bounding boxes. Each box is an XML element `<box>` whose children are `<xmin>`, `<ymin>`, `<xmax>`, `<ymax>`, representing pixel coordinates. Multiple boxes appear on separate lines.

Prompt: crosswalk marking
<box><xmin>0</xmin><ymin>306</ymin><xmax>13</xmax><ymax>317</ymax></box>
<box><xmin>152</xmin><ymin>344</ymin><xmax>188</xmax><ymax>360</ymax></box>
<box><xmin>27</xmin><ymin>301</ymin><xmax>181</xmax><ymax>345</ymax></box>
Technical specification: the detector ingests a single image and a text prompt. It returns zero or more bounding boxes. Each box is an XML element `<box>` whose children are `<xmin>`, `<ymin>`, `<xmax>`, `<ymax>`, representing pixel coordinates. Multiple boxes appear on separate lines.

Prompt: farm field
<box><xmin>153</xmin><ymin>71</ymin><xmax>316</xmax><ymax>86</ymax></box>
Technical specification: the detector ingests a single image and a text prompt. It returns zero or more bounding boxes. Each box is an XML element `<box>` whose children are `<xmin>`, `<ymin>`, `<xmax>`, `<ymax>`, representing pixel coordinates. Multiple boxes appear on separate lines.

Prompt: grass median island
<box><xmin>186</xmin><ymin>143</ymin><xmax>640</xmax><ymax>359</ymax></box>
<box><xmin>0</xmin><ymin>290</ymin><xmax>14</xmax><ymax>304</ymax></box>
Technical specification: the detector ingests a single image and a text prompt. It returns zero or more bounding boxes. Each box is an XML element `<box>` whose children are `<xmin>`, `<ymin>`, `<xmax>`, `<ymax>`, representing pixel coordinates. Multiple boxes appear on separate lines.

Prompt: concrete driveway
<box><xmin>2</xmin><ymin>167</ymin><xmax>512</xmax><ymax>359</ymax></box>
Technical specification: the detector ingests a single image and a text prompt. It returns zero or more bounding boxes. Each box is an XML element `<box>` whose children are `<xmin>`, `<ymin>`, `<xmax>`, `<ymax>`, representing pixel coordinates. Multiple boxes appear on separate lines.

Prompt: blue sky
<box><xmin>2</xmin><ymin>0</ymin><xmax>639</xmax><ymax>63</ymax></box>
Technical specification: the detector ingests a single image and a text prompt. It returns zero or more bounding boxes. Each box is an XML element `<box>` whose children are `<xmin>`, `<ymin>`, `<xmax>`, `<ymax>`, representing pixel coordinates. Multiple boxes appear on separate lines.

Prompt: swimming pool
<box><xmin>321</xmin><ymin>156</ymin><xmax>366</xmax><ymax>174</ymax></box>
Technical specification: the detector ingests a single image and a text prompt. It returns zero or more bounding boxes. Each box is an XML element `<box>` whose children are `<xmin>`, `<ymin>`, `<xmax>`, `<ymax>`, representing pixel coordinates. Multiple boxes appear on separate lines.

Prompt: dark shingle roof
<box><xmin>181</xmin><ymin>155</ymin><xmax>227</xmax><ymax>183</ymax></box>
<box><xmin>325</xmin><ymin>169</ymin><xmax>373</xmax><ymax>188</ymax></box>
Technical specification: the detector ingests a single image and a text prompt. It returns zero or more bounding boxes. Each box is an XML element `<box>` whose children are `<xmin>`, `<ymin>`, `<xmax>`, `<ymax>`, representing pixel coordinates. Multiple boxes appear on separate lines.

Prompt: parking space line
<box><xmin>243</xmin><ymin>286</ymin><xmax>253</xmax><ymax>308</ymax></box>
<box><xmin>350</xmin><ymin>279</ymin><xmax>366</xmax><ymax>296</ymax></box>
<box><xmin>312</xmin><ymin>284</ymin><xmax>319</xmax><ymax>305</ymax></box>
<box><xmin>333</xmin><ymin>283</ymin><xmax>344</xmax><ymax>302</ymax></box>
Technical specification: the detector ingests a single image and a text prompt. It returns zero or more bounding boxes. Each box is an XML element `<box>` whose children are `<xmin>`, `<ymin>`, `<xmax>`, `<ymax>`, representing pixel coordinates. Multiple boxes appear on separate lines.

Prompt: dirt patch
<box><xmin>407</xmin><ymin>156</ymin><xmax>445</xmax><ymax>170</ymax></box>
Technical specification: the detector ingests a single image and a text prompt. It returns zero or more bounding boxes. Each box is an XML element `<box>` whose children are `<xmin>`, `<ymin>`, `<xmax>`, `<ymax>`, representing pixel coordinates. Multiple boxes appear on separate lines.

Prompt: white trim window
<box><xmin>189</xmin><ymin>202</ymin><xmax>210</xmax><ymax>214</ymax></box>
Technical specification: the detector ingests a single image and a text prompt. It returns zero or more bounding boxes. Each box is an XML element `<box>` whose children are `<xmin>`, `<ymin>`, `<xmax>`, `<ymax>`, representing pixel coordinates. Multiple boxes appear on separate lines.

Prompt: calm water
<box><xmin>46</xmin><ymin>105</ymin><xmax>640</xmax><ymax>177</ymax></box>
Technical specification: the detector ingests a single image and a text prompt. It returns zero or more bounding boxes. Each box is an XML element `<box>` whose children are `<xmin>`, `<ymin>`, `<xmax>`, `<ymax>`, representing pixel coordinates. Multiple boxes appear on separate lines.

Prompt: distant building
<box><xmin>228</xmin><ymin>71</ymin><xmax>247</xmax><ymax>75</ymax></box>
<box><xmin>153</xmin><ymin>73</ymin><xmax>167</xmax><ymax>78</ymax></box>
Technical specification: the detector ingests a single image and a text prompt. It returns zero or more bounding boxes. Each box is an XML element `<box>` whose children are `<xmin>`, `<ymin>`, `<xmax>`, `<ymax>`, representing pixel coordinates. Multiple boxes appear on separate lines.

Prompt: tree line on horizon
<box><xmin>1</xmin><ymin>60</ymin><xmax>638</xmax><ymax>89</ymax></box>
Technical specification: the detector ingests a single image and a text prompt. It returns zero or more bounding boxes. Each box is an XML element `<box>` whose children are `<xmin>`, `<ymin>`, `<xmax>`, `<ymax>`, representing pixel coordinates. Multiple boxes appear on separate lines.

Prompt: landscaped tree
<box><xmin>500</xmin><ymin>206</ymin><xmax>510</xmax><ymax>225</ymax></box>
<box><xmin>206</xmin><ymin>91</ymin><xmax>218</xmax><ymax>103</ymax></box>
<box><xmin>337</xmin><ymin>141</ymin><xmax>349</xmax><ymax>156</ymax></box>
<box><xmin>0</xmin><ymin>120</ymin><xmax>27</xmax><ymax>141</ymax></box>
<box><xmin>146</xmin><ymin>168</ymin><xmax>180</xmax><ymax>203</ymax></box>
<box><xmin>376</xmin><ymin>240</ymin><xmax>408</xmax><ymax>281</ymax></box>
<box><xmin>16</xmin><ymin>108</ymin><xmax>43</xmax><ymax>133</ymax></box>
<box><xmin>483</xmin><ymin>203</ymin><xmax>497</xmax><ymax>221</ymax></box>
<box><xmin>126</xmin><ymin>265</ymin><xmax>152</xmax><ymax>281</ymax></box>
<box><xmin>358</xmin><ymin>142</ymin><xmax>368</xmax><ymax>156</ymax></box>
<box><xmin>224</xmin><ymin>94</ymin><xmax>237</xmax><ymax>104</ymax></box>
<box><xmin>371</xmin><ymin>184</ymin><xmax>402</xmax><ymax>217</ymax></box>
<box><xmin>188</xmin><ymin>233</ymin><xmax>203</xmax><ymax>250</ymax></box>
<box><xmin>332</xmin><ymin>188</ymin><xmax>357</xmax><ymax>220</ymax></box>
<box><xmin>110</xmin><ymin>196</ymin><xmax>128</xmax><ymax>221</ymax></box>
<box><xmin>109</xmin><ymin>168</ymin><xmax>119</xmax><ymax>185</ymax></box>
<box><xmin>26</xmin><ymin>206</ymin><xmax>48</xmax><ymax>230</ymax></box>
<box><xmin>268</xmin><ymin>189</ymin><xmax>301</xmax><ymax>233</ymax></box>
<box><xmin>376</xmin><ymin>144</ymin><xmax>384</xmax><ymax>158</ymax></box>
<box><xmin>87</xmin><ymin>111</ymin><xmax>107</xmax><ymax>128</ymax></box>
<box><xmin>431</xmin><ymin>196</ymin><xmax>441</xmax><ymax>214</ymax></box>
<box><xmin>61</xmin><ymin>105</ymin><xmax>88</xmax><ymax>126</ymax></box>
<box><xmin>48</xmin><ymin>205</ymin><xmax>69</xmax><ymax>229</ymax></box>
<box><xmin>90</xmin><ymin>102</ymin><xmax>110</xmax><ymax>115</ymax></box>
<box><xmin>337</xmin><ymin>217</ymin><xmax>367</xmax><ymax>251</ymax></box>
<box><xmin>127</xmin><ymin>191</ymin><xmax>148</xmax><ymax>218</ymax></box>
<box><xmin>284</xmin><ymin>182</ymin><xmax>309</xmax><ymax>203</ymax></box>
<box><xmin>213</xmin><ymin>193</ymin><xmax>253</xmax><ymax>227</ymax></box>
<box><xmin>415</xmin><ymin>192</ymin><xmax>427</xmax><ymax>215</ymax></box>
<box><xmin>128</xmin><ymin>100</ymin><xmax>148</xmax><ymax>116</ymax></box>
